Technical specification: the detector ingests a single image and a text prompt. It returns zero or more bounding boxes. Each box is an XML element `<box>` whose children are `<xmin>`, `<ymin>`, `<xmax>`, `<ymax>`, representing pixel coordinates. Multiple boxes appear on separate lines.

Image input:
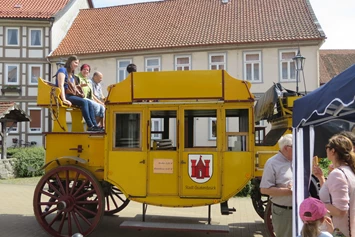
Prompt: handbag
<box><xmin>329</xmin><ymin>168</ymin><xmax>351</xmax><ymax>237</ymax></box>
<box><xmin>65</xmin><ymin>79</ymin><xmax>84</xmax><ymax>98</ymax></box>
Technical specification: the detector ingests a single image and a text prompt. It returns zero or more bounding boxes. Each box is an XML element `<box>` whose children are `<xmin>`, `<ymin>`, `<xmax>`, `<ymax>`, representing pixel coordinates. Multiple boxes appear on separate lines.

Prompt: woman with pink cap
<box><xmin>298</xmin><ymin>197</ymin><xmax>334</xmax><ymax>237</ymax></box>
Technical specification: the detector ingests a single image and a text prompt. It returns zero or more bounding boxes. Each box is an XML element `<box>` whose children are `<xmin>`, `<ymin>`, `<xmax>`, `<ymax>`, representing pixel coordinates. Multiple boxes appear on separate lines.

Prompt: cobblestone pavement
<box><xmin>0</xmin><ymin>183</ymin><xmax>267</xmax><ymax>237</ymax></box>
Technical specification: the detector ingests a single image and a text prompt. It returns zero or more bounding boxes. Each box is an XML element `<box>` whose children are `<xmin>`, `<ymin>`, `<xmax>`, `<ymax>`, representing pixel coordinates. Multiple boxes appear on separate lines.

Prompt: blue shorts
<box><xmin>85</xmin><ymin>99</ymin><xmax>104</xmax><ymax>118</ymax></box>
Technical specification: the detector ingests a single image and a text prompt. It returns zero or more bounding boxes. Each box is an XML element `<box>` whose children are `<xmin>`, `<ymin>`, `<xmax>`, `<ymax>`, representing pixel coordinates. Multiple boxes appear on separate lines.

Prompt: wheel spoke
<box><xmin>73</xmin><ymin>179</ymin><xmax>89</xmax><ymax>197</ymax></box>
<box><xmin>68</xmin><ymin>211</ymin><xmax>72</xmax><ymax>236</ymax></box>
<box><xmin>109</xmin><ymin>194</ymin><xmax>119</xmax><ymax>209</ymax></box>
<box><xmin>72</xmin><ymin>210</ymin><xmax>83</xmax><ymax>233</ymax></box>
<box><xmin>74</xmin><ymin>207</ymin><xmax>92</xmax><ymax>226</ymax></box>
<box><xmin>75</xmin><ymin>204</ymin><xmax>97</xmax><ymax>216</ymax></box>
<box><xmin>65</xmin><ymin>170</ymin><xmax>70</xmax><ymax>194</ymax></box>
<box><xmin>76</xmin><ymin>189</ymin><xmax>95</xmax><ymax>200</ymax></box>
<box><xmin>40</xmin><ymin>190</ymin><xmax>59</xmax><ymax>200</ymax></box>
<box><xmin>105</xmin><ymin>196</ymin><xmax>110</xmax><ymax>210</ymax></box>
<box><xmin>55</xmin><ymin>173</ymin><xmax>65</xmax><ymax>194</ymax></box>
<box><xmin>48</xmin><ymin>211</ymin><xmax>63</xmax><ymax>227</ymax></box>
<box><xmin>40</xmin><ymin>201</ymin><xmax>57</xmax><ymax>206</ymax></box>
<box><xmin>47</xmin><ymin>180</ymin><xmax>62</xmax><ymax>197</ymax></box>
<box><xmin>41</xmin><ymin>207</ymin><xmax>58</xmax><ymax>217</ymax></box>
<box><xmin>76</xmin><ymin>200</ymin><xmax>99</xmax><ymax>205</ymax></box>
<box><xmin>70</xmin><ymin>172</ymin><xmax>80</xmax><ymax>195</ymax></box>
<box><xmin>112</xmin><ymin>187</ymin><xmax>121</xmax><ymax>193</ymax></box>
<box><xmin>113</xmin><ymin>191</ymin><xmax>125</xmax><ymax>202</ymax></box>
<box><xmin>58</xmin><ymin>212</ymin><xmax>67</xmax><ymax>234</ymax></box>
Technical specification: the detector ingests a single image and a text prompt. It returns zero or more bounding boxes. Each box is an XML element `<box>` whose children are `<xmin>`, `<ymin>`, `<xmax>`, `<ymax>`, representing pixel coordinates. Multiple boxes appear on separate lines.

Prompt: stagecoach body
<box><xmin>34</xmin><ymin>70</ymin><xmax>297</xmax><ymax>236</ymax></box>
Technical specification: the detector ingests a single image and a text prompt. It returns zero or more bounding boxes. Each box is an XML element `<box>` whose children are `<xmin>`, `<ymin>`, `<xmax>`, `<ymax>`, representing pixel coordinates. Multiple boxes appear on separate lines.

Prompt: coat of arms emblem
<box><xmin>188</xmin><ymin>154</ymin><xmax>213</xmax><ymax>183</ymax></box>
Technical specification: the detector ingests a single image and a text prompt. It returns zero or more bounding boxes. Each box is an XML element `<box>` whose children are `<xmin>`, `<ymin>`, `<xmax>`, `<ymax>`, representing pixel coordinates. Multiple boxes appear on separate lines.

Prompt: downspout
<box><xmin>45</xmin><ymin>17</ymin><xmax>55</xmax><ymax>136</ymax></box>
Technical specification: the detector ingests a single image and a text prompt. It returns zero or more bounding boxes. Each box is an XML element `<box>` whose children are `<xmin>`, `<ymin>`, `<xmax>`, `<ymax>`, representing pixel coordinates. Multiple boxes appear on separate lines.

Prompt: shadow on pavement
<box><xmin>0</xmin><ymin>213</ymin><xmax>266</xmax><ymax>237</ymax></box>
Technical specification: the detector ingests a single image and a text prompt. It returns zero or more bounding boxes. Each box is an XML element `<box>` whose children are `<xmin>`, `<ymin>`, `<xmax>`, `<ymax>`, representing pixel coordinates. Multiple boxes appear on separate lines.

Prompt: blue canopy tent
<box><xmin>292</xmin><ymin>64</ymin><xmax>355</xmax><ymax>236</ymax></box>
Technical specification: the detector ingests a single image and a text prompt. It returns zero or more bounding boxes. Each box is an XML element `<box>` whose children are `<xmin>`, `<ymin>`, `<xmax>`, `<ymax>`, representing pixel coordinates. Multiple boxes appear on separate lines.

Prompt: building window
<box><xmin>6</xmin><ymin>27</ymin><xmax>19</xmax><ymax>46</ymax></box>
<box><xmin>151</xmin><ymin>118</ymin><xmax>163</xmax><ymax>140</ymax></box>
<box><xmin>117</xmin><ymin>59</ymin><xmax>132</xmax><ymax>82</ymax></box>
<box><xmin>28</xmin><ymin>64</ymin><xmax>42</xmax><ymax>84</ymax></box>
<box><xmin>280</xmin><ymin>50</ymin><xmax>297</xmax><ymax>81</ymax></box>
<box><xmin>208</xmin><ymin>118</ymin><xmax>217</xmax><ymax>140</ymax></box>
<box><xmin>145</xmin><ymin>57</ymin><xmax>161</xmax><ymax>72</ymax></box>
<box><xmin>29</xmin><ymin>109</ymin><xmax>42</xmax><ymax>133</ymax></box>
<box><xmin>5</xmin><ymin>64</ymin><xmax>20</xmax><ymax>85</ymax></box>
<box><xmin>6</xmin><ymin>122</ymin><xmax>18</xmax><ymax>133</ymax></box>
<box><xmin>175</xmin><ymin>55</ymin><xmax>191</xmax><ymax>71</ymax></box>
<box><xmin>243</xmin><ymin>51</ymin><xmax>261</xmax><ymax>82</ymax></box>
<box><xmin>29</xmin><ymin>28</ymin><xmax>42</xmax><ymax>47</ymax></box>
<box><xmin>209</xmin><ymin>53</ymin><xmax>226</xmax><ymax>70</ymax></box>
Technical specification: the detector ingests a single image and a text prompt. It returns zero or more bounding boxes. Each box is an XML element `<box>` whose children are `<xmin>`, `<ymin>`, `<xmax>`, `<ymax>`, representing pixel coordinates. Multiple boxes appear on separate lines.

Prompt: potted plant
<box><xmin>1</xmin><ymin>85</ymin><xmax>21</xmax><ymax>94</ymax></box>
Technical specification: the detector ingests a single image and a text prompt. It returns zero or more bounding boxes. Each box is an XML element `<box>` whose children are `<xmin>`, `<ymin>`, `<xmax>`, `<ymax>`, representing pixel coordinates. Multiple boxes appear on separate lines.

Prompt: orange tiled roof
<box><xmin>0</xmin><ymin>0</ymin><xmax>71</xmax><ymax>19</ymax></box>
<box><xmin>320</xmin><ymin>50</ymin><xmax>355</xmax><ymax>85</ymax></box>
<box><xmin>51</xmin><ymin>0</ymin><xmax>325</xmax><ymax>57</ymax></box>
<box><xmin>0</xmin><ymin>102</ymin><xmax>31</xmax><ymax>122</ymax></box>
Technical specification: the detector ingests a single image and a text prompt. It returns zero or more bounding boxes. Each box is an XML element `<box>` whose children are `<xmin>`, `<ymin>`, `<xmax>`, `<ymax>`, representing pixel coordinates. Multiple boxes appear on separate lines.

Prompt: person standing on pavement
<box><xmin>313</xmin><ymin>134</ymin><xmax>355</xmax><ymax>237</ymax></box>
<box><xmin>260</xmin><ymin>134</ymin><xmax>293</xmax><ymax>237</ymax></box>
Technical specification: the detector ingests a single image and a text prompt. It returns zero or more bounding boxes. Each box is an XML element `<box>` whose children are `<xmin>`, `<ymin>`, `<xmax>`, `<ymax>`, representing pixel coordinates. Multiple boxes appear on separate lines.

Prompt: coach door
<box><xmin>179</xmin><ymin>106</ymin><xmax>221</xmax><ymax>198</ymax></box>
<box><xmin>107</xmin><ymin>108</ymin><xmax>147</xmax><ymax>197</ymax></box>
<box><xmin>147</xmin><ymin>108</ymin><xmax>179</xmax><ymax>196</ymax></box>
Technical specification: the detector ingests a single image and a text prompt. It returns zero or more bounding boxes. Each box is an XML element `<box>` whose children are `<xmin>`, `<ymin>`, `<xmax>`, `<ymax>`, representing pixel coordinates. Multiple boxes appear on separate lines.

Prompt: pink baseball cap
<box><xmin>299</xmin><ymin>197</ymin><xmax>327</xmax><ymax>222</ymax></box>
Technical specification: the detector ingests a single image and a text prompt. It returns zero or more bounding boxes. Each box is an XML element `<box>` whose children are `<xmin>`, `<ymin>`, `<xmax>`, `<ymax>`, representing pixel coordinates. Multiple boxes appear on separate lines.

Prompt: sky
<box><xmin>92</xmin><ymin>0</ymin><xmax>355</xmax><ymax>49</ymax></box>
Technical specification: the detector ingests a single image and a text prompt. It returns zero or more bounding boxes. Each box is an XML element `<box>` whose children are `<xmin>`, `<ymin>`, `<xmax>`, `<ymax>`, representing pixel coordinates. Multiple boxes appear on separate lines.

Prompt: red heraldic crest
<box><xmin>188</xmin><ymin>154</ymin><xmax>213</xmax><ymax>183</ymax></box>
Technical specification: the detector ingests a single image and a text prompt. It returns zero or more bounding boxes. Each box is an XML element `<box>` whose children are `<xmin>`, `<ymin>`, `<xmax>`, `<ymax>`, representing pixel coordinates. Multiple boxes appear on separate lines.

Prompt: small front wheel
<box><xmin>33</xmin><ymin>165</ymin><xmax>105</xmax><ymax>237</ymax></box>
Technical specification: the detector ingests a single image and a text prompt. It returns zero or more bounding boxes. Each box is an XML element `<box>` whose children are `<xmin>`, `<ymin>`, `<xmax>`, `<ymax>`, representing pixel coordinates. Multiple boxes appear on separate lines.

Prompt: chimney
<box><xmin>222</xmin><ymin>0</ymin><xmax>229</xmax><ymax>3</ymax></box>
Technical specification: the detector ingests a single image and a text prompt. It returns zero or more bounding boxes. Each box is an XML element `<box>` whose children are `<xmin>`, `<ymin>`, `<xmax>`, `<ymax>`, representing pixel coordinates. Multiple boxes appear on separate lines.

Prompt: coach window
<box><xmin>225</xmin><ymin>109</ymin><xmax>249</xmax><ymax>151</ymax></box>
<box><xmin>115</xmin><ymin>113</ymin><xmax>141</xmax><ymax>148</ymax></box>
<box><xmin>150</xmin><ymin>110</ymin><xmax>177</xmax><ymax>150</ymax></box>
<box><xmin>184</xmin><ymin>109</ymin><xmax>217</xmax><ymax>148</ymax></box>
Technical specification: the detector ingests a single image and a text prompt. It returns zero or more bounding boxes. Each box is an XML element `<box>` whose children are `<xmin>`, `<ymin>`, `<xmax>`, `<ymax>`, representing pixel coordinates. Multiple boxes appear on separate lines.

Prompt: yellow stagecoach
<box><xmin>34</xmin><ymin>70</ymin><xmax>298</xmax><ymax>237</ymax></box>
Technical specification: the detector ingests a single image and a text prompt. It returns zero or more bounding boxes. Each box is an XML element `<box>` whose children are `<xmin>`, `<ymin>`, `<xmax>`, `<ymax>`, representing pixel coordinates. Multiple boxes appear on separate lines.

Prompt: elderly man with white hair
<box><xmin>260</xmin><ymin>134</ymin><xmax>293</xmax><ymax>237</ymax></box>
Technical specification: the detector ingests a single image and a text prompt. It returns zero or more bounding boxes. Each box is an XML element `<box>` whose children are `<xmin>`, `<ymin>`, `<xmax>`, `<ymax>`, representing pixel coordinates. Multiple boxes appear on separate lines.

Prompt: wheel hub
<box><xmin>57</xmin><ymin>196</ymin><xmax>75</xmax><ymax>211</ymax></box>
<box><xmin>57</xmin><ymin>201</ymin><xmax>67</xmax><ymax>211</ymax></box>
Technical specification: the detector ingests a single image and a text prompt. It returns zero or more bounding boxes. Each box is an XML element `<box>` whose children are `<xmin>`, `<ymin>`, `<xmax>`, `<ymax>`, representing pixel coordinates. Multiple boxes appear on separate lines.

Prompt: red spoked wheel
<box><xmin>264</xmin><ymin>200</ymin><xmax>275</xmax><ymax>237</ymax></box>
<box><xmin>33</xmin><ymin>165</ymin><xmax>104</xmax><ymax>237</ymax></box>
<box><xmin>101</xmin><ymin>181</ymin><xmax>130</xmax><ymax>216</ymax></box>
<box><xmin>250</xmin><ymin>178</ymin><xmax>270</xmax><ymax>219</ymax></box>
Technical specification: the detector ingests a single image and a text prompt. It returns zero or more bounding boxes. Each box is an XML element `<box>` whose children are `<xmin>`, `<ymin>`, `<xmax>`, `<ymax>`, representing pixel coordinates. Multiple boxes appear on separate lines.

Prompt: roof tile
<box><xmin>51</xmin><ymin>0</ymin><xmax>325</xmax><ymax>57</ymax></box>
<box><xmin>320</xmin><ymin>50</ymin><xmax>355</xmax><ymax>84</ymax></box>
<box><xmin>0</xmin><ymin>0</ymin><xmax>70</xmax><ymax>19</ymax></box>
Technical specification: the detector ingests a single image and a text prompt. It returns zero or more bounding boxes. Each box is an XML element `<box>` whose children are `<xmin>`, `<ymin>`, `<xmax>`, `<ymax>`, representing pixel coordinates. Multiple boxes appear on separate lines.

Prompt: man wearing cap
<box><xmin>260</xmin><ymin>134</ymin><xmax>293</xmax><ymax>236</ymax></box>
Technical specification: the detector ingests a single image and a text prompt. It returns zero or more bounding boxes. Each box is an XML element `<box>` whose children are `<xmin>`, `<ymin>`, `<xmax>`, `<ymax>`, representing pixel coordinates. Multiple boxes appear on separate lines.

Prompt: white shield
<box><xmin>188</xmin><ymin>154</ymin><xmax>213</xmax><ymax>183</ymax></box>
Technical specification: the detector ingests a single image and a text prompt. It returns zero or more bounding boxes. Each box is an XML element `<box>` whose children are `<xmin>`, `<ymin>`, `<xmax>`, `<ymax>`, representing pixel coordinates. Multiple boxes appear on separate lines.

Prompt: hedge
<box><xmin>9</xmin><ymin>147</ymin><xmax>45</xmax><ymax>178</ymax></box>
